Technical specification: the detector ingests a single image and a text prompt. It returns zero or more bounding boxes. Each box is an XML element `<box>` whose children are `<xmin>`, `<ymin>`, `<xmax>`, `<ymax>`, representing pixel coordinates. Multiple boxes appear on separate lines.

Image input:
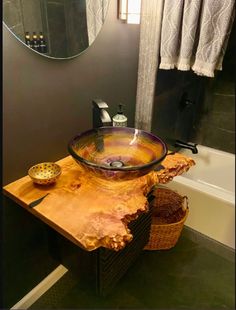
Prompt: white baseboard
<box><xmin>11</xmin><ymin>264</ymin><xmax>68</xmax><ymax>310</ymax></box>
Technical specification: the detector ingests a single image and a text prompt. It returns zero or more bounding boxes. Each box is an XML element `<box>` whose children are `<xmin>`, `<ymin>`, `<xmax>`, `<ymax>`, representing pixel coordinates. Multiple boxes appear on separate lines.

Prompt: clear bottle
<box><xmin>112</xmin><ymin>104</ymin><xmax>127</xmax><ymax>127</ymax></box>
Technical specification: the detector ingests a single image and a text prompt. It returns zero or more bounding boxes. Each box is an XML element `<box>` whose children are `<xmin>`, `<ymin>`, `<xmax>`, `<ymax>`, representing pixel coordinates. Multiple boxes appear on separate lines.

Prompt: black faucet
<box><xmin>174</xmin><ymin>140</ymin><xmax>198</xmax><ymax>154</ymax></box>
<box><xmin>92</xmin><ymin>99</ymin><xmax>112</xmax><ymax>128</ymax></box>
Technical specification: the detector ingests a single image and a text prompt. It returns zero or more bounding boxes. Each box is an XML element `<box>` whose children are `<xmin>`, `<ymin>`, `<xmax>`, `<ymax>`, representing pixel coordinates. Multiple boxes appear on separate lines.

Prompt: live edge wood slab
<box><xmin>3</xmin><ymin>153</ymin><xmax>195</xmax><ymax>252</ymax></box>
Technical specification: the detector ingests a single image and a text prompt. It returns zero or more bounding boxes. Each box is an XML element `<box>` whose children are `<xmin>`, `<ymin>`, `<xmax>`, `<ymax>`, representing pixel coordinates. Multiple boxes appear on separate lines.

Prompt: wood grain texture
<box><xmin>3</xmin><ymin>156</ymin><xmax>158</xmax><ymax>251</ymax></box>
<box><xmin>3</xmin><ymin>154</ymin><xmax>195</xmax><ymax>251</ymax></box>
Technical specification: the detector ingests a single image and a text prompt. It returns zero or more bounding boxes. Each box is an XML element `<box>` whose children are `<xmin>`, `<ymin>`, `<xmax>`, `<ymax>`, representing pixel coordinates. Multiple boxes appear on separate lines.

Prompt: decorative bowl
<box><xmin>28</xmin><ymin>162</ymin><xmax>61</xmax><ymax>185</ymax></box>
<box><xmin>68</xmin><ymin>127</ymin><xmax>168</xmax><ymax>181</ymax></box>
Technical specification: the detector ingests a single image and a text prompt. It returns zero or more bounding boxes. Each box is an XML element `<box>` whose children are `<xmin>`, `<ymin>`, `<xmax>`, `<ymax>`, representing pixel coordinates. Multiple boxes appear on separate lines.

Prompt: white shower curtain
<box><xmin>159</xmin><ymin>0</ymin><xmax>235</xmax><ymax>77</ymax></box>
<box><xmin>135</xmin><ymin>0</ymin><xmax>235</xmax><ymax>131</ymax></box>
<box><xmin>86</xmin><ymin>0</ymin><xmax>109</xmax><ymax>45</ymax></box>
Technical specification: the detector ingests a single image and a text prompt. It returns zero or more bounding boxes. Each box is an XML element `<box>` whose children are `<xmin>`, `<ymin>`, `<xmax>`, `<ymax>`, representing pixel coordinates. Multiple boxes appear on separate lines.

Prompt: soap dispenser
<box><xmin>112</xmin><ymin>104</ymin><xmax>127</xmax><ymax>127</ymax></box>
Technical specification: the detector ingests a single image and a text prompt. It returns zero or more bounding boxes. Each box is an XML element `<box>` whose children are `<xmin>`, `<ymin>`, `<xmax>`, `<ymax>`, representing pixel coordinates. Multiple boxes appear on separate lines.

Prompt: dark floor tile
<box><xmin>29</xmin><ymin>228</ymin><xmax>235</xmax><ymax>309</ymax></box>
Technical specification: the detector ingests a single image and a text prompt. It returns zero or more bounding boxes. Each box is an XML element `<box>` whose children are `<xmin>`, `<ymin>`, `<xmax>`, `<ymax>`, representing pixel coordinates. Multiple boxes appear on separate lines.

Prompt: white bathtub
<box><xmin>166</xmin><ymin>145</ymin><xmax>235</xmax><ymax>249</ymax></box>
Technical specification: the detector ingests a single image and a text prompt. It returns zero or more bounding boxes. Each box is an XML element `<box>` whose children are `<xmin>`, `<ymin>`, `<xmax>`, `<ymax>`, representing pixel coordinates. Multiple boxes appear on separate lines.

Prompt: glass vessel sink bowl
<box><xmin>68</xmin><ymin>126</ymin><xmax>168</xmax><ymax>181</ymax></box>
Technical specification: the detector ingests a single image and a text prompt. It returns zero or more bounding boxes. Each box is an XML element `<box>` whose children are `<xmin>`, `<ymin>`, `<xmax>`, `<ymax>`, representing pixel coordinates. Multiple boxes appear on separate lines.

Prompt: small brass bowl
<box><xmin>28</xmin><ymin>162</ymin><xmax>61</xmax><ymax>185</ymax></box>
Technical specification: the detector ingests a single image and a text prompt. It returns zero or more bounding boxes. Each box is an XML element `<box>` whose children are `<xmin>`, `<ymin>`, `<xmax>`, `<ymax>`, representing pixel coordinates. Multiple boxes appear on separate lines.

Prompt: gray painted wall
<box><xmin>2</xmin><ymin>2</ymin><xmax>140</xmax><ymax>307</ymax></box>
<box><xmin>3</xmin><ymin>1</ymin><xmax>140</xmax><ymax>185</ymax></box>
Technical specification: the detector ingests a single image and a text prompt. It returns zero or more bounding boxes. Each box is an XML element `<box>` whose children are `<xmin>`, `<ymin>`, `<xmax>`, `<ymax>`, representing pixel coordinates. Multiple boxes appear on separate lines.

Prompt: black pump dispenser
<box><xmin>112</xmin><ymin>103</ymin><xmax>127</xmax><ymax>127</ymax></box>
<box><xmin>117</xmin><ymin>104</ymin><xmax>124</xmax><ymax>114</ymax></box>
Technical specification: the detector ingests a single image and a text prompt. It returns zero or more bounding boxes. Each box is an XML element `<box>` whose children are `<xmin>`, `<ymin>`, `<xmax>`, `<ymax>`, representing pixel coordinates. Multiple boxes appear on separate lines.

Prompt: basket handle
<box><xmin>182</xmin><ymin>196</ymin><xmax>188</xmax><ymax>211</ymax></box>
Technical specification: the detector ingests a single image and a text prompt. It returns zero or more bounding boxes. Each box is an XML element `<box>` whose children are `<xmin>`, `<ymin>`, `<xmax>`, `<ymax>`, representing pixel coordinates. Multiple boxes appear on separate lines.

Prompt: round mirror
<box><xmin>3</xmin><ymin>0</ymin><xmax>110</xmax><ymax>59</ymax></box>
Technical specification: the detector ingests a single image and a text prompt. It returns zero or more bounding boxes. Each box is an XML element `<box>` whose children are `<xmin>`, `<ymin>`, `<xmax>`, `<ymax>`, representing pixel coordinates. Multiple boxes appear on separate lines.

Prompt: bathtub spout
<box><xmin>175</xmin><ymin>140</ymin><xmax>198</xmax><ymax>154</ymax></box>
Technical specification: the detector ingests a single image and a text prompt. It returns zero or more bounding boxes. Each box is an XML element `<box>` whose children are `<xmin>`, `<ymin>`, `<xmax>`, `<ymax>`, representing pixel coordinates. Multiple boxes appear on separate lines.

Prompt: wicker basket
<box><xmin>144</xmin><ymin>187</ymin><xmax>189</xmax><ymax>250</ymax></box>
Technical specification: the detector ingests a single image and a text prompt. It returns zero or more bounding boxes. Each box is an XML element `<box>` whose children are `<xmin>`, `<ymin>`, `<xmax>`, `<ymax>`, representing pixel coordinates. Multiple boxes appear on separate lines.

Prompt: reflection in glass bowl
<box><xmin>68</xmin><ymin>127</ymin><xmax>168</xmax><ymax>181</ymax></box>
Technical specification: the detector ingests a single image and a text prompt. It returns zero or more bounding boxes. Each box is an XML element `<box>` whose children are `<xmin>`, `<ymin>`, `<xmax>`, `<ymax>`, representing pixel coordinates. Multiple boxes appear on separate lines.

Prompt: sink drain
<box><xmin>109</xmin><ymin>160</ymin><xmax>124</xmax><ymax>168</ymax></box>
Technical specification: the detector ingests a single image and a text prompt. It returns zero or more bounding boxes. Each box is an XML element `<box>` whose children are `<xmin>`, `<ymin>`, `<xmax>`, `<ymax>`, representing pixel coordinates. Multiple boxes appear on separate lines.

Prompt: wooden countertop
<box><xmin>3</xmin><ymin>153</ymin><xmax>195</xmax><ymax>251</ymax></box>
<box><xmin>3</xmin><ymin>156</ymin><xmax>159</xmax><ymax>251</ymax></box>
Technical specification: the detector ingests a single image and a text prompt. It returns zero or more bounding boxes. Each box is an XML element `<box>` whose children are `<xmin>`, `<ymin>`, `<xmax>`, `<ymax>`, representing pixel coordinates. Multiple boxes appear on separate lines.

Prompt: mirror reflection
<box><xmin>3</xmin><ymin>0</ymin><xmax>110</xmax><ymax>59</ymax></box>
